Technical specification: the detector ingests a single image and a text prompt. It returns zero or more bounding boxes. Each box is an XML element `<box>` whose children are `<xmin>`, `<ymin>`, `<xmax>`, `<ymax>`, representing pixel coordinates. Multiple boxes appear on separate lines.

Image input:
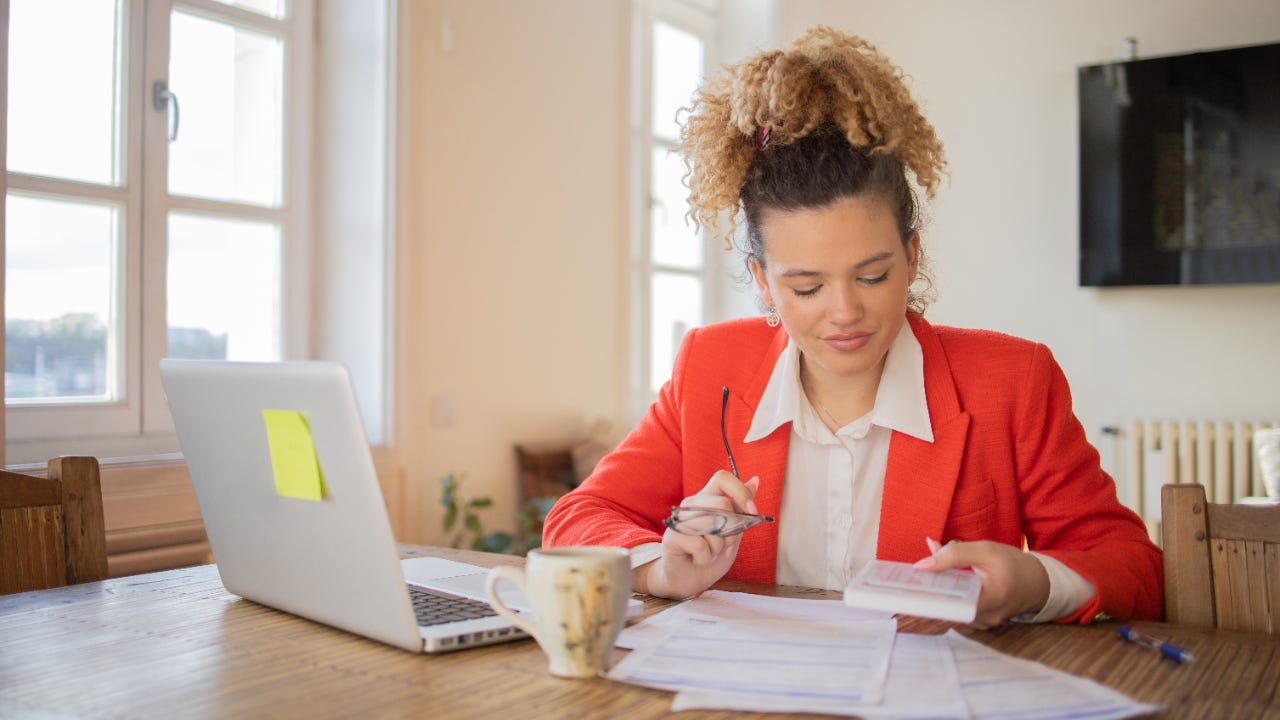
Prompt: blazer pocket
<box><xmin>944</xmin><ymin>478</ymin><xmax>997</xmax><ymax>535</ymax></box>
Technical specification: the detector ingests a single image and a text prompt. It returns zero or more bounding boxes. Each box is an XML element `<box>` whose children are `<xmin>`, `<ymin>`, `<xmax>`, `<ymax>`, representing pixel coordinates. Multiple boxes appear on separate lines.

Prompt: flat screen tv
<box><xmin>1078</xmin><ymin>42</ymin><xmax>1280</xmax><ymax>286</ymax></box>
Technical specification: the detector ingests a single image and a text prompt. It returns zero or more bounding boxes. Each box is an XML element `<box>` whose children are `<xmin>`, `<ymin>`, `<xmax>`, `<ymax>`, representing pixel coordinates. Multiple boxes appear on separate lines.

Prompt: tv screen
<box><xmin>1078</xmin><ymin>42</ymin><xmax>1280</xmax><ymax>286</ymax></box>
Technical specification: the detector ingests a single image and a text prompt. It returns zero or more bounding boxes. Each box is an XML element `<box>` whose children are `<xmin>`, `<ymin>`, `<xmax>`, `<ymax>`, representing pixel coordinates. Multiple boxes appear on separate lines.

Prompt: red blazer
<box><xmin>543</xmin><ymin>315</ymin><xmax>1163</xmax><ymax>623</ymax></box>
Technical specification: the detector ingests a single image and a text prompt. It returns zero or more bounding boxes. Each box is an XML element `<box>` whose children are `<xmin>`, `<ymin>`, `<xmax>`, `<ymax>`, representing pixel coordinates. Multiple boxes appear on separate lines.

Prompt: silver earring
<box><xmin>766</xmin><ymin>308</ymin><xmax>781</xmax><ymax>327</ymax></box>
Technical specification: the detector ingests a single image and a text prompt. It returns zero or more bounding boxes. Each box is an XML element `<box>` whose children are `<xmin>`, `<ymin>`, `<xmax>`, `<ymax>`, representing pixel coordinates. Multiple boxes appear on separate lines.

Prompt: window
<box><xmin>630</xmin><ymin>0</ymin><xmax>718</xmax><ymax>418</ymax></box>
<box><xmin>4</xmin><ymin>0</ymin><xmax>312</xmax><ymax>459</ymax></box>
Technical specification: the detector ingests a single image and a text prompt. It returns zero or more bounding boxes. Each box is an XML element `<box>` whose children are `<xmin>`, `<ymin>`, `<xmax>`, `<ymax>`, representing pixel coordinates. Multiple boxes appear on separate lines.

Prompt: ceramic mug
<box><xmin>485</xmin><ymin>546</ymin><xmax>630</xmax><ymax>678</ymax></box>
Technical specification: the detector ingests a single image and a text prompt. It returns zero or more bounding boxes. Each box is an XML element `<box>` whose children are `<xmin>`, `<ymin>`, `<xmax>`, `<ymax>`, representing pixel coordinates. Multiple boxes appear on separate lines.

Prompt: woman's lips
<box><xmin>824</xmin><ymin>332</ymin><xmax>871</xmax><ymax>352</ymax></box>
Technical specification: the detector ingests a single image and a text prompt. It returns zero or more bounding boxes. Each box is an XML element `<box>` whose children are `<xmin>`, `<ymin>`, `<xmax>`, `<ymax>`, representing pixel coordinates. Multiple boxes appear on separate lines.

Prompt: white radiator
<box><xmin>1119</xmin><ymin>419</ymin><xmax>1278</xmax><ymax>537</ymax></box>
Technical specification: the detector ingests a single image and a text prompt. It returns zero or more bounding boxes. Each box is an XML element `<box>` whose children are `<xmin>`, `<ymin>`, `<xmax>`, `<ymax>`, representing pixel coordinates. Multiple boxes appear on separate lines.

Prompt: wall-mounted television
<box><xmin>1078</xmin><ymin>42</ymin><xmax>1280</xmax><ymax>286</ymax></box>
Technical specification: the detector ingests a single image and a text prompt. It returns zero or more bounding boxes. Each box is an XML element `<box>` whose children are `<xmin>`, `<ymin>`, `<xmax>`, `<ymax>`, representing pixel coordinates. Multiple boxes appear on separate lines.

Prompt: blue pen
<box><xmin>1116</xmin><ymin>626</ymin><xmax>1195</xmax><ymax>663</ymax></box>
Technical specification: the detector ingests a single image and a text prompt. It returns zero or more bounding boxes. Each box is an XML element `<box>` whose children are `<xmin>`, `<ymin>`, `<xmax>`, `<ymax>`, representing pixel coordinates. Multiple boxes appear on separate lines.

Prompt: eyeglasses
<box><xmin>721</xmin><ymin>386</ymin><xmax>740</xmax><ymax>478</ymax></box>
<box><xmin>663</xmin><ymin>506</ymin><xmax>775</xmax><ymax>537</ymax></box>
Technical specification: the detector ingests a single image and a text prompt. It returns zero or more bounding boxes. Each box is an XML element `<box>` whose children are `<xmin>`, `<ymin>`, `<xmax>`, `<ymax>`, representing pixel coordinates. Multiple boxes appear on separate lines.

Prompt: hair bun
<box><xmin>679</xmin><ymin>26</ymin><xmax>946</xmax><ymax>242</ymax></box>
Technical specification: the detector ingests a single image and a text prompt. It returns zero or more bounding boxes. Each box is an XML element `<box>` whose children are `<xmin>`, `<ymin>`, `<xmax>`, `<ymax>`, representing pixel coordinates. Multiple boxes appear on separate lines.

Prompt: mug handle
<box><xmin>485</xmin><ymin>566</ymin><xmax>539</xmax><ymax>640</ymax></box>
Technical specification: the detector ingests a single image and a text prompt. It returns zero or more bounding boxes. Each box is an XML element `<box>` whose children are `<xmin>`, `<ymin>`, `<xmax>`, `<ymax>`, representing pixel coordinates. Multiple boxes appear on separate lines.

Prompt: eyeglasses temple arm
<box><xmin>721</xmin><ymin>386</ymin><xmax>740</xmax><ymax>478</ymax></box>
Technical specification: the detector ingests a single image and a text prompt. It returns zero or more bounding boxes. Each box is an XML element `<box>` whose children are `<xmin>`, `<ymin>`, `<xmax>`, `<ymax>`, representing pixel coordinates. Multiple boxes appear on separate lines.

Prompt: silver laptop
<box><xmin>160</xmin><ymin>358</ymin><xmax>542</xmax><ymax>653</ymax></box>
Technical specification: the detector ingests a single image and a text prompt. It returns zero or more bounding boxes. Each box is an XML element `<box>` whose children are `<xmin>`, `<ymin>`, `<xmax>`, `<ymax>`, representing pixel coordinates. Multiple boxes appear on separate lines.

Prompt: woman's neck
<box><xmin>799</xmin><ymin>355</ymin><xmax>886</xmax><ymax>432</ymax></box>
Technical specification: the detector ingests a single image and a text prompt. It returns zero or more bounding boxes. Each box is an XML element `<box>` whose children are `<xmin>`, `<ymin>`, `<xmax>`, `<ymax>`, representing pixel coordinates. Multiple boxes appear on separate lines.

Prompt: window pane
<box><xmin>652</xmin><ymin>22</ymin><xmax>704</xmax><ymax>143</ymax></box>
<box><xmin>7</xmin><ymin>0</ymin><xmax>123</xmax><ymax>184</ymax></box>
<box><xmin>168</xmin><ymin>12</ymin><xmax>283</xmax><ymax>207</ymax></box>
<box><xmin>651</xmin><ymin>147</ymin><xmax>702</xmax><ymax>269</ymax></box>
<box><xmin>209</xmin><ymin>0</ymin><xmax>287</xmax><ymax>19</ymax></box>
<box><xmin>5</xmin><ymin>195</ymin><xmax>119</xmax><ymax>403</ymax></box>
<box><xmin>649</xmin><ymin>273</ymin><xmax>702</xmax><ymax>393</ymax></box>
<box><xmin>167</xmin><ymin>214</ymin><xmax>281</xmax><ymax>361</ymax></box>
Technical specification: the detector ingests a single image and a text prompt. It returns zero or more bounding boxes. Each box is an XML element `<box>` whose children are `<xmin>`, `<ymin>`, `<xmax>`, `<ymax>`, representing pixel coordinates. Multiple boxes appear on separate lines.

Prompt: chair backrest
<box><xmin>1162</xmin><ymin>483</ymin><xmax>1280</xmax><ymax>633</ymax></box>
<box><xmin>0</xmin><ymin>456</ymin><xmax>108</xmax><ymax>594</ymax></box>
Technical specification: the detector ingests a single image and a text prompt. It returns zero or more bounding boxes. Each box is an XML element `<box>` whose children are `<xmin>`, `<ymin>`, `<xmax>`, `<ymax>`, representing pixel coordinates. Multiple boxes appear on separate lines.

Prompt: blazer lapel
<box><xmin>725</xmin><ymin>326</ymin><xmax>790</xmax><ymax>583</ymax></box>
<box><xmin>877</xmin><ymin>315</ymin><xmax>970</xmax><ymax>562</ymax></box>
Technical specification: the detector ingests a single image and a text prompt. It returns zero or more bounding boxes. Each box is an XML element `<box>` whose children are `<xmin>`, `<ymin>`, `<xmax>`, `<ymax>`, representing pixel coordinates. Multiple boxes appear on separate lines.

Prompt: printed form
<box><xmin>611</xmin><ymin>591</ymin><xmax>1159</xmax><ymax>719</ymax></box>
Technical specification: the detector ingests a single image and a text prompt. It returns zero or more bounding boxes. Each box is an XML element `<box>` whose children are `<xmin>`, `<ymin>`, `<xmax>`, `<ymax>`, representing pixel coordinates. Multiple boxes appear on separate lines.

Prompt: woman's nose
<box><xmin>828</xmin><ymin>282</ymin><xmax>864</xmax><ymax>324</ymax></box>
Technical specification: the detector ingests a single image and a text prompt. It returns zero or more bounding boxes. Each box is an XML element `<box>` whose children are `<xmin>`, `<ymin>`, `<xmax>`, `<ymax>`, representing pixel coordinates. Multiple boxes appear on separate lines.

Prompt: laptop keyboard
<box><xmin>407</xmin><ymin>585</ymin><xmax>499</xmax><ymax>627</ymax></box>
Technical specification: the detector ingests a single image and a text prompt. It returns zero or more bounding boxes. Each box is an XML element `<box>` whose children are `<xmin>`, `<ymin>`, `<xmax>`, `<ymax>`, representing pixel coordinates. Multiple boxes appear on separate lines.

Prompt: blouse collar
<box><xmin>744</xmin><ymin>319</ymin><xmax>934</xmax><ymax>444</ymax></box>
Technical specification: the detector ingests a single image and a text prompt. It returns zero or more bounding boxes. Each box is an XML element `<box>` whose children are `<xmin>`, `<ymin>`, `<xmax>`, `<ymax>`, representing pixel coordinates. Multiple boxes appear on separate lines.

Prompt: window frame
<box><xmin>629</xmin><ymin>0</ymin><xmax>721</xmax><ymax>422</ymax></box>
<box><xmin>4</xmin><ymin>0</ymin><xmax>314</xmax><ymax>458</ymax></box>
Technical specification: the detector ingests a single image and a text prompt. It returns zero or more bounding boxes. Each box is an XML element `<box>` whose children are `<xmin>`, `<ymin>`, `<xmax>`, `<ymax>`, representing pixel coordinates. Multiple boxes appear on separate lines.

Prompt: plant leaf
<box><xmin>483</xmin><ymin>532</ymin><xmax>514</xmax><ymax>554</ymax></box>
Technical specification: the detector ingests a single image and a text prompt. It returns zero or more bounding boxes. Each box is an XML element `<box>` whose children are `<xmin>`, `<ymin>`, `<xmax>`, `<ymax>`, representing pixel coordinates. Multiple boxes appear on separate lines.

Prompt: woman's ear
<box><xmin>906</xmin><ymin>233</ymin><xmax>921</xmax><ymax>286</ymax></box>
<box><xmin>749</xmin><ymin>257</ymin><xmax>775</xmax><ymax>309</ymax></box>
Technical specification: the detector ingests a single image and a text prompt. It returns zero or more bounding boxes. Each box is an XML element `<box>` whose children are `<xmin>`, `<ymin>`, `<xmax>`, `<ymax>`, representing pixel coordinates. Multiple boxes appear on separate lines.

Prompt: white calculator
<box><xmin>843</xmin><ymin>559</ymin><xmax>982</xmax><ymax>623</ymax></box>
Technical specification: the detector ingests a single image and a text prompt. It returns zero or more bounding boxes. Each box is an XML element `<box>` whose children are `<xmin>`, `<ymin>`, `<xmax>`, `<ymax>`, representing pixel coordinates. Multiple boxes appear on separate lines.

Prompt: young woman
<box><xmin>543</xmin><ymin>27</ymin><xmax>1162</xmax><ymax>627</ymax></box>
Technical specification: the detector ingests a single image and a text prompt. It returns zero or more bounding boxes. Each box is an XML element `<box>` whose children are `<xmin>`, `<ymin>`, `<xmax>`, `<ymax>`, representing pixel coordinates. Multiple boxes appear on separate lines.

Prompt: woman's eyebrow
<box><xmin>854</xmin><ymin>251</ymin><xmax>895</xmax><ymax>269</ymax></box>
<box><xmin>779</xmin><ymin>268</ymin><xmax>821</xmax><ymax>278</ymax></box>
<box><xmin>777</xmin><ymin>251</ymin><xmax>895</xmax><ymax>278</ymax></box>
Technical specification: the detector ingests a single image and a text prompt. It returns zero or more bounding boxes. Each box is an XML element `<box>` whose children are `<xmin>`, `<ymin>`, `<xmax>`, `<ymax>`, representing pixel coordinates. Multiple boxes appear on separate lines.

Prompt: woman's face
<box><xmin>750</xmin><ymin>195</ymin><xmax>919</xmax><ymax>386</ymax></box>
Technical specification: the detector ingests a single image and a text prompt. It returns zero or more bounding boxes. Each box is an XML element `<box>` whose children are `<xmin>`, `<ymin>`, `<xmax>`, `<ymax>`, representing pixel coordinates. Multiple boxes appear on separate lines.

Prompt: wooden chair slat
<box><xmin>1239</xmin><ymin>540</ymin><xmax>1268</xmax><ymax>633</ymax></box>
<box><xmin>1266</xmin><ymin>542</ymin><xmax>1280</xmax><ymax>635</ymax></box>
<box><xmin>1210</xmin><ymin>538</ymin><xmax>1236</xmax><ymax>630</ymax></box>
<box><xmin>0</xmin><ymin>507</ymin><xmax>66</xmax><ymax>593</ymax></box>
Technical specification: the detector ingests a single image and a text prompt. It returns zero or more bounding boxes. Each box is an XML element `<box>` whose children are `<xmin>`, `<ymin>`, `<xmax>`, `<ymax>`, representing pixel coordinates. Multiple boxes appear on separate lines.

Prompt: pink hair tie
<box><xmin>754</xmin><ymin>125</ymin><xmax>771</xmax><ymax>150</ymax></box>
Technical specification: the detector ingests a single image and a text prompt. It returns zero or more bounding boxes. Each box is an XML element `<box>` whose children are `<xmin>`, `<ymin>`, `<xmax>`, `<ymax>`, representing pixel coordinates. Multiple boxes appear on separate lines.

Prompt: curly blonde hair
<box><xmin>677</xmin><ymin>27</ymin><xmax>947</xmax><ymax>312</ymax></box>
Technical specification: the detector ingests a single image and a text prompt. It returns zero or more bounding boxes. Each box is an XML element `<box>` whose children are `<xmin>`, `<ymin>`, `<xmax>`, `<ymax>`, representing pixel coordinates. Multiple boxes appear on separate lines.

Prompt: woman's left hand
<box><xmin>915</xmin><ymin>539</ymin><xmax>1050</xmax><ymax>629</ymax></box>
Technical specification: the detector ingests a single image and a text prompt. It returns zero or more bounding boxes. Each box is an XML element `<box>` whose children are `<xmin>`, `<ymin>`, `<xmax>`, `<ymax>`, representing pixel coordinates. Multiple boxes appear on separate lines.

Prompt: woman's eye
<box><xmin>859</xmin><ymin>271</ymin><xmax>890</xmax><ymax>286</ymax></box>
<box><xmin>792</xmin><ymin>286</ymin><xmax>821</xmax><ymax>297</ymax></box>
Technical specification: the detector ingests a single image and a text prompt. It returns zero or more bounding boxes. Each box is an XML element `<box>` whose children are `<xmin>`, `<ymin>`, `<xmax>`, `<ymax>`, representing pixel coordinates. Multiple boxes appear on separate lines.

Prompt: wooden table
<box><xmin>1</xmin><ymin>546</ymin><xmax>1276</xmax><ymax>719</ymax></box>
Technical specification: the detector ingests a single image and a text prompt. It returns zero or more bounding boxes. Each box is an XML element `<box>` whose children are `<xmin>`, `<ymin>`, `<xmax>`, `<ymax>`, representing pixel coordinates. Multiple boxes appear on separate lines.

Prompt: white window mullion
<box><xmin>139</xmin><ymin>0</ymin><xmax>173</xmax><ymax>435</ymax></box>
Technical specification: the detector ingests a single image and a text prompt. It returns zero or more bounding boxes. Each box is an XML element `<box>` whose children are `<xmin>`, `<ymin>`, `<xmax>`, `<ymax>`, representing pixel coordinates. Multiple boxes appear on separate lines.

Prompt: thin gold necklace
<box><xmin>814</xmin><ymin>396</ymin><xmax>843</xmax><ymax>430</ymax></box>
<box><xmin>800</xmin><ymin>357</ymin><xmax>844</xmax><ymax>430</ymax></box>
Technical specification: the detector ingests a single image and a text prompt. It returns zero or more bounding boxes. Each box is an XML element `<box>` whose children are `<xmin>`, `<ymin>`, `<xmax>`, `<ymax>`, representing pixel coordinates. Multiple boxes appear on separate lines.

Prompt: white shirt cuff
<box><xmin>629</xmin><ymin>542</ymin><xmax>663</xmax><ymax>569</ymax></box>
<box><xmin>1013</xmin><ymin>552</ymin><xmax>1097</xmax><ymax>623</ymax></box>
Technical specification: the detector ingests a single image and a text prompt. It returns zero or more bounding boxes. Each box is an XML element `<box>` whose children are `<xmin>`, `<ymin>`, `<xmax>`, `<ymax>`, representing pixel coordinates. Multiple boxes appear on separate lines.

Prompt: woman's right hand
<box><xmin>634</xmin><ymin>471</ymin><xmax>760</xmax><ymax>599</ymax></box>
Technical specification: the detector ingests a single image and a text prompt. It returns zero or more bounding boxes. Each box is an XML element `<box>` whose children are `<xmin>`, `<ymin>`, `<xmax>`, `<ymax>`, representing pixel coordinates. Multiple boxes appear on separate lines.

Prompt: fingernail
<box><xmin>913</xmin><ymin>556</ymin><xmax>936</xmax><ymax>570</ymax></box>
<box><xmin>747</xmin><ymin>500</ymin><xmax>759</xmax><ymax>514</ymax></box>
<box><xmin>926</xmin><ymin>536</ymin><xmax>942</xmax><ymax>554</ymax></box>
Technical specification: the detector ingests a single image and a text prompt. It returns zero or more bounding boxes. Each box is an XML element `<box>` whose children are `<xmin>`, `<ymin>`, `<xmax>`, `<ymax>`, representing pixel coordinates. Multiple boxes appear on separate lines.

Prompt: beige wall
<box><xmin>396</xmin><ymin>1</ymin><xmax>629</xmax><ymax>544</ymax></box>
<box><xmin>777</xmin><ymin>0</ymin><xmax>1280</xmax><ymax>492</ymax></box>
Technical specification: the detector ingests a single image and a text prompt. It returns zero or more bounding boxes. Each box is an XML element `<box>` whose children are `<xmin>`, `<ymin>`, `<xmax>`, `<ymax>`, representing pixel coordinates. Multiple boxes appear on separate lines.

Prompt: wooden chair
<box><xmin>1161</xmin><ymin>483</ymin><xmax>1280</xmax><ymax>633</ymax></box>
<box><xmin>514</xmin><ymin>444</ymin><xmax>578</xmax><ymax>504</ymax></box>
<box><xmin>514</xmin><ymin>444</ymin><xmax>580</xmax><ymax>542</ymax></box>
<box><xmin>0</xmin><ymin>456</ymin><xmax>107</xmax><ymax>595</ymax></box>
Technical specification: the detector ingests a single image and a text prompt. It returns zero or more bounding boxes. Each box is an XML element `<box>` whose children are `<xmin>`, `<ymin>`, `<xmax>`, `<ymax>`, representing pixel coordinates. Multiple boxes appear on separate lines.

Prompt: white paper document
<box><xmin>617</xmin><ymin>589</ymin><xmax>892</xmax><ymax>650</ymax></box>
<box><xmin>608</xmin><ymin>615</ymin><xmax>897</xmax><ymax>705</ymax></box>
<box><xmin>946</xmin><ymin>631</ymin><xmax>1161</xmax><ymax>720</ymax></box>
<box><xmin>672</xmin><ymin>631</ymin><xmax>968</xmax><ymax>719</ymax></box>
<box><xmin>609</xmin><ymin>591</ymin><xmax>1159</xmax><ymax>719</ymax></box>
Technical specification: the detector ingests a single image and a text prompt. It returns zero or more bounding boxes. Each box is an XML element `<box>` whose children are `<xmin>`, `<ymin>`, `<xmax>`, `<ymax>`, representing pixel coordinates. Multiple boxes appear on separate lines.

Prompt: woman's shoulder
<box><xmin>687</xmin><ymin>317</ymin><xmax>782</xmax><ymax>351</ymax></box>
<box><xmin>930</xmin><ymin>322</ymin><xmax>1040</xmax><ymax>355</ymax></box>
<box><xmin>917</xmin><ymin>318</ymin><xmax>1052</xmax><ymax>381</ymax></box>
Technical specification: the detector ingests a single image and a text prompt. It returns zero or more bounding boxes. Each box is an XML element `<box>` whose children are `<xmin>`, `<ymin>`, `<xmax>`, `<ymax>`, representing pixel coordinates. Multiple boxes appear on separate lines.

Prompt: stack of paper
<box><xmin>609</xmin><ymin>591</ymin><xmax>1158</xmax><ymax>719</ymax></box>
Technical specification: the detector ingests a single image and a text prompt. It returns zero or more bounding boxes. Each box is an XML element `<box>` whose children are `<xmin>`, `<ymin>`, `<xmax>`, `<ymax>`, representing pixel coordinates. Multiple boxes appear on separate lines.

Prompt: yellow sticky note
<box><xmin>262</xmin><ymin>409</ymin><xmax>328</xmax><ymax>501</ymax></box>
